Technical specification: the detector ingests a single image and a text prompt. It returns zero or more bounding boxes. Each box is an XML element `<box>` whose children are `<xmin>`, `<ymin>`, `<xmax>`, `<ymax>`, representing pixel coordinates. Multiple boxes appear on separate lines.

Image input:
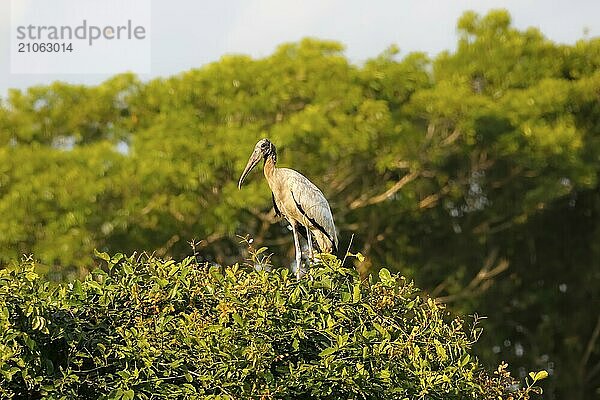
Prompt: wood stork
<box><xmin>238</xmin><ymin>138</ymin><xmax>338</xmax><ymax>278</ymax></box>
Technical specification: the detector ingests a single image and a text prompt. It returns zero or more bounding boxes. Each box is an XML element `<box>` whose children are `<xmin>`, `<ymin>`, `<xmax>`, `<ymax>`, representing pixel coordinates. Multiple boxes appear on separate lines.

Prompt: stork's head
<box><xmin>238</xmin><ymin>138</ymin><xmax>277</xmax><ymax>189</ymax></box>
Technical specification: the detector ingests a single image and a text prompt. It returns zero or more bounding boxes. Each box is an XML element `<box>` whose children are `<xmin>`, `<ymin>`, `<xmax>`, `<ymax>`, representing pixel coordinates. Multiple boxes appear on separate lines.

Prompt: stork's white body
<box><xmin>265</xmin><ymin>162</ymin><xmax>338</xmax><ymax>256</ymax></box>
<box><xmin>238</xmin><ymin>139</ymin><xmax>338</xmax><ymax>278</ymax></box>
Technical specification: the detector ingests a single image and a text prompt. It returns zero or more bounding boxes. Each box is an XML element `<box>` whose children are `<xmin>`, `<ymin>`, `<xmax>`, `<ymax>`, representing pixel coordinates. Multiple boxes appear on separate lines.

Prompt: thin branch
<box><xmin>436</xmin><ymin>248</ymin><xmax>509</xmax><ymax>303</ymax></box>
<box><xmin>248</xmin><ymin>207</ymin><xmax>279</xmax><ymax>223</ymax></box>
<box><xmin>425</xmin><ymin>122</ymin><xmax>436</xmax><ymax>141</ymax></box>
<box><xmin>431</xmin><ymin>279</ymin><xmax>449</xmax><ymax>298</ymax></box>
<box><xmin>349</xmin><ymin>170</ymin><xmax>419</xmax><ymax>209</ymax></box>
<box><xmin>581</xmin><ymin>314</ymin><xmax>600</xmax><ymax>378</ymax></box>
<box><xmin>473</xmin><ymin>215</ymin><xmax>522</xmax><ymax>235</ymax></box>
<box><xmin>155</xmin><ymin>234</ymin><xmax>180</xmax><ymax>257</ymax></box>
<box><xmin>418</xmin><ymin>184</ymin><xmax>450</xmax><ymax>209</ymax></box>
<box><xmin>329</xmin><ymin>171</ymin><xmax>356</xmax><ymax>195</ymax></box>
<box><xmin>440</xmin><ymin>128</ymin><xmax>461</xmax><ymax>146</ymax></box>
<box><xmin>587</xmin><ymin>360</ymin><xmax>600</xmax><ymax>383</ymax></box>
<box><xmin>341</xmin><ymin>233</ymin><xmax>355</xmax><ymax>266</ymax></box>
<box><xmin>196</xmin><ymin>232</ymin><xmax>225</xmax><ymax>248</ymax></box>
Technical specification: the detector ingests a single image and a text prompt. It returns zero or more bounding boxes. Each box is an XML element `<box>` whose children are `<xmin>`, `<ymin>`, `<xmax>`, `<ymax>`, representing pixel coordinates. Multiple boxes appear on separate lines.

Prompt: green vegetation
<box><xmin>1</xmin><ymin>9</ymin><xmax>599</xmax><ymax>399</ymax></box>
<box><xmin>1</xmin><ymin>253</ymin><xmax>545</xmax><ymax>399</ymax></box>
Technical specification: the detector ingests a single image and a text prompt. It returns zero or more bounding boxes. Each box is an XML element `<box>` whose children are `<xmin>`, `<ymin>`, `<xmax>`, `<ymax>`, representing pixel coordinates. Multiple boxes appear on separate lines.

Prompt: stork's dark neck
<box><xmin>262</xmin><ymin>141</ymin><xmax>277</xmax><ymax>183</ymax></box>
<box><xmin>265</xmin><ymin>142</ymin><xmax>276</xmax><ymax>163</ymax></box>
<box><xmin>262</xmin><ymin>142</ymin><xmax>277</xmax><ymax>175</ymax></box>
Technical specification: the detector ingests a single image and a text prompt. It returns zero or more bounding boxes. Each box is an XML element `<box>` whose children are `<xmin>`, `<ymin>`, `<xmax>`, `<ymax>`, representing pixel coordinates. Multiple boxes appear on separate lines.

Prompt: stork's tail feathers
<box><xmin>313</xmin><ymin>228</ymin><xmax>338</xmax><ymax>254</ymax></box>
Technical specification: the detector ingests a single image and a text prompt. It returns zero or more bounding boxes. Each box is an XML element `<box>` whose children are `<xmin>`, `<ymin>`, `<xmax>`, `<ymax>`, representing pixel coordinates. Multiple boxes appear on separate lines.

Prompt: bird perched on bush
<box><xmin>238</xmin><ymin>138</ymin><xmax>338</xmax><ymax>277</ymax></box>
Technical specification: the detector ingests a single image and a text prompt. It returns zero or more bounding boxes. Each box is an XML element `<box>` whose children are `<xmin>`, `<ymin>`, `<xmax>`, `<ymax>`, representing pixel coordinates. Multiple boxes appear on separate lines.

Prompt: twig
<box><xmin>440</xmin><ymin>128</ymin><xmax>461</xmax><ymax>146</ymax></box>
<box><xmin>341</xmin><ymin>233</ymin><xmax>355</xmax><ymax>266</ymax></box>
<box><xmin>349</xmin><ymin>171</ymin><xmax>418</xmax><ymax>209</ymax></box>
<box><xmin>437</xmin><ymin>248</ymin><xmax>509</xmax><ymax>303</ymax></box>
<box><xmin>418</xmin><ymin>185</ymin><xmax>449</xmax><ymax>209</ymax></box>
<box><xmin>587</xmin><ymin>360</ymin><xmax>600</xmax><ymax>383</ymax></box>
<box><xmin>581</xmin><ymin>314</ymin><xmax>600</xmax><ymax>378</ymax></box>
<box><xmin>188</xmin><ymin>238</ymin><xmax>200</xmax><ymax>260</ymax></box>
<box><xmin>156</xmin><ymin>234</ymin><xmax>180</xmax><ymax>256</ymax></box>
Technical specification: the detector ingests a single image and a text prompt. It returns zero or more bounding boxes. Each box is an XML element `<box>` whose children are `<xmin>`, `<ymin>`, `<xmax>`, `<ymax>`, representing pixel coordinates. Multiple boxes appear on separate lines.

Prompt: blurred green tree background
<box><xmin>0</xmin><ymin>10</ymin><xmax>598</xmax><ymax>399</ymax></box>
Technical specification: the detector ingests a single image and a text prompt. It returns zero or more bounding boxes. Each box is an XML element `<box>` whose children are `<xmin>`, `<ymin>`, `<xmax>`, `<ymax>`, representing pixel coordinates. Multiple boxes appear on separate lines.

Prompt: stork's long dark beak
<box><xmin>238</xmin><ymin>148</ymin><xmax>262</xmax><ymax>189</ymax></box>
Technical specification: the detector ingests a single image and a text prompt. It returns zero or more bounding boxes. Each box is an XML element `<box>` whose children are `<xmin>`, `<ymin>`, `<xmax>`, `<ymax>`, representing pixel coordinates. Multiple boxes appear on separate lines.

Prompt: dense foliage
<box><xmin>0</xmin><ymin>253</ymin><xmax>545</xmax><ymax>399</ymax></box>
<box><xmin>1</xmin><ymin>9</ymin><xmax>599</xmax><ymax>399</ymax></box>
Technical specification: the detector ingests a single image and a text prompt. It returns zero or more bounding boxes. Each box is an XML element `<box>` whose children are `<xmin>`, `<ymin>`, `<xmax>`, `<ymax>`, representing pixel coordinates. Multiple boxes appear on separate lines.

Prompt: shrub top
<box><xmin>0</xmin><ymin>253</ymin><xmax>538</xmax><ymax>399</ymax></box>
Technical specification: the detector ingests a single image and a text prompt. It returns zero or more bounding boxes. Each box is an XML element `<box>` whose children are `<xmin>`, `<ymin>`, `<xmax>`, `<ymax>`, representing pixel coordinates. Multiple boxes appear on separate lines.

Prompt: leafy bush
<box><xmin>0</xmin><ymin>253</ymin><xmax>543</xmax><ymax>399</ymax></box>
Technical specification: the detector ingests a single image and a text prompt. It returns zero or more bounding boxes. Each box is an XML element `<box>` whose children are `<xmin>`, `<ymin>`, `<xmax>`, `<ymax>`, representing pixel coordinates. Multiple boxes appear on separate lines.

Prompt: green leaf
<box><xmin>232</xmin><ymin>313</ymin><xmax>244</xmax><ymax>326</ymax></box>
<box><xmin>376</xmin><ymin>369</ymin><xmax>391</xmax><ymax>380</ymax></box>
<box><xmin>378</xmin><ymin>268</ymin><xmax>393</xmax><ymax>284</ymax></box>
<box><xmin>534</xmin><ymin>370</ymin><xmax>549</xmax><ymax>381</ymax></box>
<box><xmin>337</xmin><ymin>333</ymin><xmax>349</xmax><ymax>348</ymax></box>
<box><xmin>319</xmin><ymin>347</ymin><xmax>337</xmax><ymax>357</ymax></box>
<box><xmin>25</xmin><ymin>270</ymin><xmax>38</xmax><ymax>282</ymax></box>
<box><xmin>111</xmin><ymin>253</ymin><xmax>125</xmax><ymax>264</ymax></box>
<box><xmin>117</xmin><ymin>370</ymin><xmax>130</xmax><ymax>379</ymax></box>
<box><xmin>346</xmin><ymin>252</ymin><xmax>365</xmax><ymax>262</ymax></box>
<box><xmin>122</xmin><ymin>389</ymin><xmax>135</xmax><ymax>400</ymax></box>
<box><xmin>255</xmin><ymin>247</ymin><xmax>268</xmax><ymax>255</ymax></box>
<box><xmin>94</xmin><ymin>249</ymin><xmax>110</xmax><ymax>261</ymax></box>
<box><xmin>352</xmin><ymin>283</ymin><xmax>361</xmax><ymax>303</ymax></box>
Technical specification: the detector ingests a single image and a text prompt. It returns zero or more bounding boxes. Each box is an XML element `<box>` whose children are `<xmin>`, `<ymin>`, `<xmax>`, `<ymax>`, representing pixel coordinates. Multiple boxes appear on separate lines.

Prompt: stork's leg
<box><xmin>291</xmin><ymin>222</ymin><xmax>303</xmax><ymax>279</ymax></box>
<box><xmin>306</xmin><ymin>227</ymin><xmax>314</xmax><ymax>263</ymax></box>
